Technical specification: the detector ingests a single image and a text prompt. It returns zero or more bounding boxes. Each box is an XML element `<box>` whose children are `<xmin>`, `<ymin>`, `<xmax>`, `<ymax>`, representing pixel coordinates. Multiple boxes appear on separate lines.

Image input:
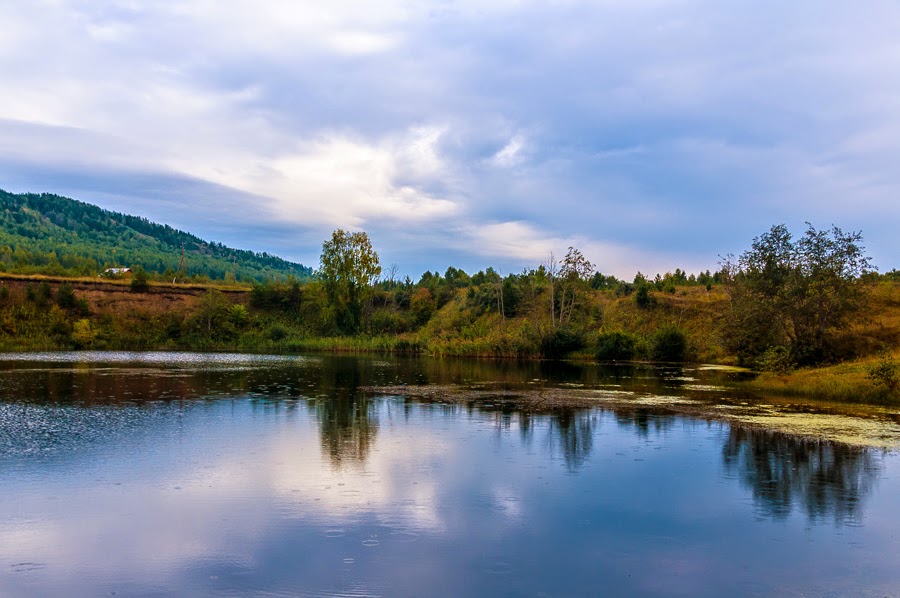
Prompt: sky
<box><xmin>1</xmin><ymin>0</ymin><xmax>898</xmax><ymax>278</ymax></box>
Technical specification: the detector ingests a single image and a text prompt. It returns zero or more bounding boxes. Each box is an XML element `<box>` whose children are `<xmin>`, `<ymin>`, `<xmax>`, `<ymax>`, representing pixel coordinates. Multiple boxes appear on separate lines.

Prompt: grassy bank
<box><xmin>1</xmin><ymin>273</ymin><xmax>898</xmax><ymax>405</ymax></box>
<box><xmin>746</xmin><ymin>351</ymin><xmax>900</xmax><ymax>404</ymax></box>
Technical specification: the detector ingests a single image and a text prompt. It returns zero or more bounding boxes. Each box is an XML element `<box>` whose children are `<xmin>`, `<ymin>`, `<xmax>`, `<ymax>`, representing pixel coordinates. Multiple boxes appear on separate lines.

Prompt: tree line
<box><xmin>239</xmin><ymin>223</ymin><xmax>891</xmax><ymax>369</ymax></box>
<box><xmin>0</xmin><ymin>212</ymin><xmax>895</xmax><ymax>375</ymax></box>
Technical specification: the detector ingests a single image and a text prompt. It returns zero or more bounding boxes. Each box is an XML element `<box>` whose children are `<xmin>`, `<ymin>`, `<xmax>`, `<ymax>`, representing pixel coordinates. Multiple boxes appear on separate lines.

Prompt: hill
<box><xmin>0</xmin><ymin>189</ymin><xmax>313</xmax><ymax>282</ymax></box>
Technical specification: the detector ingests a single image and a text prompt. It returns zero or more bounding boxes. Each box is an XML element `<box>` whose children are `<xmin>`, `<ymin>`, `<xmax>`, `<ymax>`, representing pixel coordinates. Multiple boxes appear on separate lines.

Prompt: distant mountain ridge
<box><xmin>0</xmin><ymin>188</ymin><xmax>313</xmax><ymax>282</ymax></box>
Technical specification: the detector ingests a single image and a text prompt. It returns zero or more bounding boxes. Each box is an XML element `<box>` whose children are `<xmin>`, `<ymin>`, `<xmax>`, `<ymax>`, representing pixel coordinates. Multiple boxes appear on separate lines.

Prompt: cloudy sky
<box><xmin>1</xmin><ymin>1</ymin><xmax>898</xmax><ymax>277</ymax></box>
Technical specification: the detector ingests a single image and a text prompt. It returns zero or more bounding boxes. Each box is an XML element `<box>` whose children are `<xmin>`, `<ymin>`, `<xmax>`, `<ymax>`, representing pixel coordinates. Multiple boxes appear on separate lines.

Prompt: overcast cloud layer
<box><xmin>1</xmin><ymin>0</ymin><xmax>898</xmax><ymax>277</ymax></box>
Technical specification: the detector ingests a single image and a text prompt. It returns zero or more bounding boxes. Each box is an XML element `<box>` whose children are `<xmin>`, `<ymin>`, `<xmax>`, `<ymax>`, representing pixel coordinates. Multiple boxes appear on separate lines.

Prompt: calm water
<box><xmin>0</xmin><ymin>352</ymin><xmax>897</xmax><ymax>597</ymax></box>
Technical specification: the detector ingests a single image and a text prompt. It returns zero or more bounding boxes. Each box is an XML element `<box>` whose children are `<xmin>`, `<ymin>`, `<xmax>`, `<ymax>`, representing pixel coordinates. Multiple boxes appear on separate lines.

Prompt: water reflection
<box><xmin>722</xmin><ymin>427</ymin><xmax>882</xmax><ymax>523</ymax></box>
<box><xmin>614</xmin><ymin>408</ymin><xmax>676</xmax><ymax>438</ymax></box>
<box><xmin>1</xmin><ymin>353</ymin><xmax>898</xmax><ymax>596</ymax></box>
<box><xmin>548</xmin><ymin>410</ymin><xmax>595</xmax><ymax>470</ymax></box>
<box><xmin>0</xmin><ymin>352</ymin><xmax>888</xmax><ymax>524</ymax></box>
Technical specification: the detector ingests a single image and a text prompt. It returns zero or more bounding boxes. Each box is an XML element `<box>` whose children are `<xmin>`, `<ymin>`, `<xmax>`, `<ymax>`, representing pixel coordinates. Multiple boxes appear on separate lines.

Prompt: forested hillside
<box><xmin>0</xmin><ymin>189</ymin><xmax>312</xmax><ymax>282</ymax></box>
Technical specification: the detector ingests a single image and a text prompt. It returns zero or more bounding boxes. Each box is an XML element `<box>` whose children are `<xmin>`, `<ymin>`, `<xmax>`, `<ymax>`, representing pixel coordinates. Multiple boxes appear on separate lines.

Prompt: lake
<box><xmin>0</xmin><ymin>352</ymin><xmax>898</xmax><ymax>597</ymax></box>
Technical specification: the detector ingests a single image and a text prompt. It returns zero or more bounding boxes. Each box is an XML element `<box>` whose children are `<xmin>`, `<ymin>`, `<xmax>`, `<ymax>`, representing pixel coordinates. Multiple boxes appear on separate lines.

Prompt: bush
<box><xmin>634</xmin><ymin>284</ymin><xmax>654</xmax><ymax>309</ymax></box>
<box><xmin>651</xmin><ymin>326</ymin><xmax>687</xmax><ymax>362</ymax></box>
<box><xmin>267</xmin><ymin>324</ymin><xmax>289</xmax><ymax>342</ymax></box>
<box><xmin>228</xmin><ymin>304</ymin><xmax>249</xmax><ymax>329</ymax></box>
<box><xmin>72</xmin><ymin>319</ymin><xmax>97</xmax><ymax>348</ymax></box>
<box><xmin>369</xmin><ymin>308</ymin><xmax>409</xmax><ymax>334</ymax></box>
<box><xmin>756</xmin><ymin>345</ymin><xmax>795</xmax><ymax>374</ymax></box>
<box><xmin>75</xmin><ymin>298</ymin><xmax>92</xmax><ymax>317</ymax></box>
<box><xmin>595</xmin><ymin>331</ymin><xmax>637</xmax><ymax>361</ymax></box>
<box><xmin>57</xmin><ymin>283</ymin><xmax>77</xmax><ymax>309</ymax></box>
<box><xmin>36</xmin><ymin>281</ymin><xmax>53</xmax><ymax>307</ymax></box>
<box><xmin>540</xmin><ymin>326</ymin><xmax>585</xmax><ymax>359</ymax></box>
<box><xmin>130</xmin><ymin>268</ymin><xmax>150</xmax><ymax>293</ymax></box>
<box><xmin>867</xmin><ymin>353</ymin><xmax>899</xmax><ymax>394</ymax></box>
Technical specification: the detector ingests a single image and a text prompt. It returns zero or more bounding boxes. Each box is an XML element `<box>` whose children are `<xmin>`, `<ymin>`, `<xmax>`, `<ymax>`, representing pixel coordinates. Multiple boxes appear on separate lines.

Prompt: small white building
<box><xmin>102</xmin><ymin>267</ymin><xmax>133</xmax><ymax>277</ymax></box>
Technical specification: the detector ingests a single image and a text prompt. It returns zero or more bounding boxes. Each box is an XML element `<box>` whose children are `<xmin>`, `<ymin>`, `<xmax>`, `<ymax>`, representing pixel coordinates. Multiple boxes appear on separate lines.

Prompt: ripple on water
<box><xmin>10</xmin><ymin>562</ymin><xmax>46</xmax><ymax>573</ymax></box>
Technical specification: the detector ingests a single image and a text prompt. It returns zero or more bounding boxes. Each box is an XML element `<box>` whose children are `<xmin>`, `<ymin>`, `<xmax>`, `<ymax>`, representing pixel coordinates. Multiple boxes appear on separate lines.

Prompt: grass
<box><xmin>1</xmin><ymin>272</ymin><xmax>898</xmax><ymax>406</ymax></box>
<box><xmin>746</xmin><ymin>352</ymin><xmax>900</xmax><ymax>405</ymax></box>
<box><xmin>279</xmin><ymin>335</ymin><xmax>423</xmax><ymax>354</ymax></box>
<box><xmin>0</xmin><ymin>272</ymin><xmax>251</xmax><ymax>293</ymax></box>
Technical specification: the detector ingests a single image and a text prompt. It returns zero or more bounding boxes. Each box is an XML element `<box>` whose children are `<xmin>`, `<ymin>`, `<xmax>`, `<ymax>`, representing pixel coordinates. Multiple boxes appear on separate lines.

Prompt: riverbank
<box><xmin>746</xmin><ymin>352</ymin><xmax>900</xmax><ymax>404</ymax></box>
<box><xmin>0</xmin><ymin>273</ymin><xmax>898</xmax><ymax>405</ymax></box>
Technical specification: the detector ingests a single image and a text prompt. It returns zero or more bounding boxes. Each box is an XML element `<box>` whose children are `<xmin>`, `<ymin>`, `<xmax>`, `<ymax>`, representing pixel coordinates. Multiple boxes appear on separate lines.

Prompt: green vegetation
<box><xmin>319</xmin><ymin>229</ymin><xmax>381</xmax><ymax>334</ymax></box>
<box><xmin>0</xmin><ymin>205</ymin><xmax>897</xmax><ymax>403</ymax></box>
<box><xmin>130</xmin><ymin>268</ymin><xmax>150</xmax><ymax>293</ymax></box>
<box><xmin>749</xmin><ymin>351</ymin><xmax>900</xmax><ymax>404</ymax></box>
<box><xmin>721</xmin><ymin>223</ymin><xmax>871</xmax><ymax>367</ymax></box>
<box><xmin>0</xmin><ymin>189</ymin><xmax>312</xmax><ymax>282</ymax></box>
<box><xmin>866</xmin><ymin>352</ymin><xmax>899</xmax><ymax>395</ymax></box>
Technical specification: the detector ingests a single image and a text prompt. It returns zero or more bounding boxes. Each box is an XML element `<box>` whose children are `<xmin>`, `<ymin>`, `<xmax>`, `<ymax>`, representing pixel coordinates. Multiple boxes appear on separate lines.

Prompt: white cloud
<box><xmin>184</xmin><ymin>128</ymin><xmax>460</xmax><ymax>228</ymax></box>
<box><xmin>2</xmin><ymin>0</ymin><xmax>900</xmax><ymax>271</ymax></box>
<box><xmin>461</xmin><ymin>220</ymin><xmax>680</xmax><ymax>278</ymax></box>
<box><xmin>489</xmin><ymin>134</ymin><xmax>526</xmax><ymax>168</ymax></box>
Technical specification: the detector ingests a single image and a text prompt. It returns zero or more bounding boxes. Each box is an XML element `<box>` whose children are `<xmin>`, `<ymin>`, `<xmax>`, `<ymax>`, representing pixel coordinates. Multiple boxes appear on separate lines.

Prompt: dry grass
<box><xmin>748</xmin><ymin>351</ymin><xmax>900</xmax><ymax>404</ymax></box>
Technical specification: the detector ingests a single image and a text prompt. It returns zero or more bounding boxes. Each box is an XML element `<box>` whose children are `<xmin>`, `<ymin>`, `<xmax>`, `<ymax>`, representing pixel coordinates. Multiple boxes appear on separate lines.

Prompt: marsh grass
<box><xmin>748</xmin><ymin>353</ymin><xmax>900</xmax><ymax>404</ymax></box>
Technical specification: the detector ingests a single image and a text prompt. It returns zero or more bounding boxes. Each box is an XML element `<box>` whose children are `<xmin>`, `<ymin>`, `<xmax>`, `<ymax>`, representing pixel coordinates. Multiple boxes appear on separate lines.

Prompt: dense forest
<box><xmin>0</xmin><ymin>189</ymin><xmax>313</xmax><ymax>282</ymax></box>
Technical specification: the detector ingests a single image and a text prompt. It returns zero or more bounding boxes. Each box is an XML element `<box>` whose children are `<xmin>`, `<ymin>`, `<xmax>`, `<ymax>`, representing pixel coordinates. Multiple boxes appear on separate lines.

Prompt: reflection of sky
<box><xmin>1</xmin><ymin>397</ymin><xmax>899</xmax><ymax>597</ymax></box>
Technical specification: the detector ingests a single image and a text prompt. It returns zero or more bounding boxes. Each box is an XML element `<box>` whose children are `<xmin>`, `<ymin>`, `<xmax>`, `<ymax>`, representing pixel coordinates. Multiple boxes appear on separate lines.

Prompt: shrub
<box><xmin>756</xmin><ymin>345</ymin><xmax>795</xmax><ymax>374</ymax></box>
<box><xmin>48</xmin><ymin>305</ymin><xmax>70</xmax><ymax>339</ymax></box>
<box><xmin>57</xmin><ymin>283</ymin><xmax>77</xmax><ymax>309</ymax></box>
<box><xmin>595</xmin><ymin>331</ymin><xmax>637</xmax><ymax>361</ymax></box>
<box><xmin>867</xmin><ymin>353</ymin><xmax>899</xmax><ymax>394</ymax></box>
<box><xmin>75</xmin><ymin>298</ymin><xmax>92</xmax><ymax>317</ymax></box>
<box><xmin>634</xmin><ymin>284</ymin><xmax>654</xmax><ymax>309</ymax></box>
<box><xmin>540</xmin><ymin>326</ymin><xmax>585</xmax><ymax>359</ymax></box>
<box><xmin>228</xmin><ymin>304</ymin><xmax>249</xmax><ymax>329</ymax></box>
<box><xmin>369</xmin><ymin>308</ymin><xmax>409</xmax><ymax>334</ymax></box>
<box><xmin>130</xmin><ymin>268</ymin><xmax>150</xmax><ymax>293</ymax></box>
<box><xmin>35</xmin><ymin>281</ymin><xmax>53</xmax><ymax>307</ymax></box>
<box><xmin>267</xmin><ymin>324</ymin><xmax>289</xmax><ymax>342</ymax></box>
<box><xmin>72</xmin><ymin>319</ymin><xmax>97</xmax><ymax>348</ymax></box>
<box><xmin>651</xmin><ymin>325</ymin><xmax>687</xmax><ymax>362</ymax></box>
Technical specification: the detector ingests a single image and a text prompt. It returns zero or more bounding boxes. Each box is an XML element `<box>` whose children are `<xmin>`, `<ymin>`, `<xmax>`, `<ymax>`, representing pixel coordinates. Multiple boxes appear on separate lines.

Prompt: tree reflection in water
<box><xmin>308</xmin><ymin>363</ymin><xmax>378</xmax><ymax>468</ymax></box>
<box><xmin>614</xmin><ymin>408</ymin><xmax>675</xmax><ymax>438</ymax></box>
<box><xmin>722</xmin><ymin>426</ymin><xmax>883</xmax><ymax>523</ymax></box>
<box><xmin>2</xmin><ymin>353</ymin><xmax>887</xmax><ymax>523</ymax></box>
<box><xmin>548</xmin><ymin>409</ymin><xmax>595</xmax><ymax>471</ymax></box>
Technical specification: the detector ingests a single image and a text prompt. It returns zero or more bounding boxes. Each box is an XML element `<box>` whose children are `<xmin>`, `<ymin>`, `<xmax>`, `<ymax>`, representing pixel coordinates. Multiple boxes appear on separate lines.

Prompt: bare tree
<box><xmin>386</xmin><ymin>263</ymin><xmax>399</xmax><ymax>289</ymax></box>
<box><xmin>545</xmin><ymin>252</ymin><xmax>558</xmax><ymax>328</ymax></box>
<box><xmin>558</xmin><ymin>247</ymin><xmax>594</xmax><ymax>325</ymax></box>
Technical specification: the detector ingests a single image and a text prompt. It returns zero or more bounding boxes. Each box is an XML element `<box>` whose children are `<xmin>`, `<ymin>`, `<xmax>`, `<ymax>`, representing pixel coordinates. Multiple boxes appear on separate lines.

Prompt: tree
<box><xmin>56</xmin><ymin>283</ymin><xmax>77</xmax><ymax>308</ymax></box>
<box><xmin>634</xmin><ymin>283</ymin><xmax>654</xmax><ymax>309</ymax></box>
<box><xmin>722</xmin><ymin>223</ymin><xmax>873</xmax><ymax>366</ymax></box>
<box><xmin>557</xmin><ymin>247</ymin><xmax>594</xmax><ymax>325</ymax></box>
<box><xmin>130</xmin><ymin>267</ymin><xmax>150</xmax><ymax>293</ymax></box>
<box><xmin>319</xmin><ymin>229</ymin><xmax>382</xmax><ymax>334</ymax></box>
